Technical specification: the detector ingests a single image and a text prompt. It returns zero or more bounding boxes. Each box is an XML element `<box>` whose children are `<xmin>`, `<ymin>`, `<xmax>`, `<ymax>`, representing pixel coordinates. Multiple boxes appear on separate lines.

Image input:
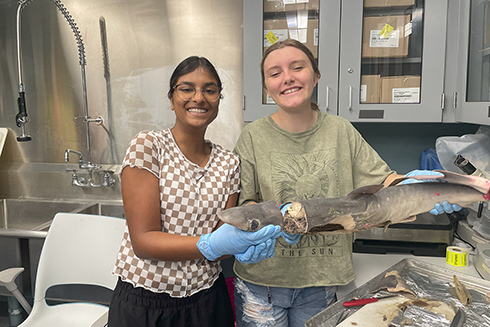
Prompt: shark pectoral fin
<box><xmin>401</xmin><ymin>215</ymin><xmax>417</xmax><ymax>223</ymax></box>
<box><xmin>384</xmin><ymin>216</ymin><xmax>415</xmax><ymax>231</ymax></box>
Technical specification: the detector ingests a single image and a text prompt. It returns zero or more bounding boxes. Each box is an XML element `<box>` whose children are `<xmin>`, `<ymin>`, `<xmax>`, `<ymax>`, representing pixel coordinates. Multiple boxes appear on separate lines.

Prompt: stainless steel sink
<box><xmin>77</xmin><ymin>201</ymin><xmax>126</xmax><ymax>218</ymax></box>
<box><xmin>0</xmin><ymin>199</ymin><xmax>124</xmax><ymax>238</ymax></box>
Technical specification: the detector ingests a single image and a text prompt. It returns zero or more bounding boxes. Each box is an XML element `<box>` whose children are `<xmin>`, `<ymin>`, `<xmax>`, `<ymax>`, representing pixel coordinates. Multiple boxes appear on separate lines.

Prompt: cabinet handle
<box><xmin>325</xmin><ymin>86</ymin><xmax>330</xmax><ymax>111</ymax></box>
<box><xmin>348</xmin><ymin>86</ymin><xmax>353</xmax><ymax>110</ymax></box>
<box><xmin>453</xmin><ymin>92</ymin><xmax>457</xmax><ymax>109</ymax></box>
<box><xmin>441</xmin><ymin>93</ymin><xmax>445</xmax><ymax>110</ymax></box>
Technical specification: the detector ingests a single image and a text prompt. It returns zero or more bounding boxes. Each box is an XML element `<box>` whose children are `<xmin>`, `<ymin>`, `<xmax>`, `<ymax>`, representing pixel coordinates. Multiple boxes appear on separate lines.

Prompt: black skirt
<box><xmin>108</xmin><ymin>273</ymin><xmax>234</xmax><ymax>327</ymax></box>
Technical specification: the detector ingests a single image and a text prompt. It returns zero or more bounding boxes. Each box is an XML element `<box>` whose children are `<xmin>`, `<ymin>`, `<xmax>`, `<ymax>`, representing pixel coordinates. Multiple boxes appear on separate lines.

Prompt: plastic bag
<box><xmin>435</xmin><ymin>126</ymin><xmax>490</xmax><ymax>178</ymax></box>
<box><xmin>420</xmin><ymin>148</ymin><xmax>443</xmax><ymax>170</ymax></box>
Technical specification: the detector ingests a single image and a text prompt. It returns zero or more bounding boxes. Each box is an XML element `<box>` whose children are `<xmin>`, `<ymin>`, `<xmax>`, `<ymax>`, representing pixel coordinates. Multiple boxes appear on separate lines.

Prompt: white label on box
<box><xmin>314</xmin><ymin>28</ymin><xmax>318</xmax><ymax>46</ymax></box>
<box><xmin>283</xmin><ymin>0</ymin><xmax>296</xmax><ymax>4</ymax></box>
<box><xmin>370</xmin><ymin>30</ymin><xmax>400</xmax><ymax>48</ymax></box>
<box><xmin>360</xmin><ymin>85</ymin><xmax>367</xmax><ymax>102</ymax></box>
<box><xmin>392</xmin><ymin>87</ymin><xmax>420</xmax><ymax>103</ymax></box>
<box><xmin>264</xmin><ymin>29</ymin><xmax>289</xmax><ymax>47</ymax></box>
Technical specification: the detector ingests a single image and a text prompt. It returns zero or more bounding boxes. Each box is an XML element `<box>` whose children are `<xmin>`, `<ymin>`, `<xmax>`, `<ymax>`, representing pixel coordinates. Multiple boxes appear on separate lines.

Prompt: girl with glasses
<box><xmin>108</xmin><ymin>56</ymin><xmax>281</xmax><ymax>327</ymax></box>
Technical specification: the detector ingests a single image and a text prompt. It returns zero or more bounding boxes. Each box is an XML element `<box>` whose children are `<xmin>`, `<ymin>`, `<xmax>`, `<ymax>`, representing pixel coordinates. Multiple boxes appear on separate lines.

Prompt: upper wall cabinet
<box><xmin>243</xmin><ymin>0</ymin><xmax>341</xmax><ymax>122</ymax></box>
<box><xmin>243</xmin><ymin>0</ymin><xmax>456</xmax><ymax>123</ymax></box>
<box><xmin>339</xmin><ymin>0</ymin><xmax>448</xmax><ymax>122</ymax></box>
<box><xmin>445</xmin><ymin>0</ymin><xmax>490</xmax><ymax>125</ymax></box>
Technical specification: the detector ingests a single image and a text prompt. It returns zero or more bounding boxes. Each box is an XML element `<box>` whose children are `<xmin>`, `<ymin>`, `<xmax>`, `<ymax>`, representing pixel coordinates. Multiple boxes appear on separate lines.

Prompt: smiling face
<box><xmin>262</xmin><ymin>46</ymin><xmax>320</xmax><ymax>112</ymax></box>
<box><xmin>170</xmin><ymin>67</ymin><xmax>220</xmax><ymax>132</ymax></box>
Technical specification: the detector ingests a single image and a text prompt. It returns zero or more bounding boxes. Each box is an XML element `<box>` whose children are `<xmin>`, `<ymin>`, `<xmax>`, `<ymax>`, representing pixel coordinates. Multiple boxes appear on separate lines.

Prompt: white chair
<box><xmin>0</xmin><ymin>213</ymin><xmax>126</xmax><ymax>326</ymax></box>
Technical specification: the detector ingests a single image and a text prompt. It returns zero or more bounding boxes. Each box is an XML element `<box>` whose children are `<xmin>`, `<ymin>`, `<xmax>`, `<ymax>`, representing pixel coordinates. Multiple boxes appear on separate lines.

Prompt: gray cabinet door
<box><xmin>243</xmin><ymin>0</ymin><xmax>340</xmax><ymax>121</ymax></box>
<box><xmin>448</xmin><ymin>0</ymin><xmax>490</xmax><ymax>125</ymax></box>
<box><xmin>338</xmin><ymin>0</ymin><xmax>448</xmax><ymax>122</ymax></box>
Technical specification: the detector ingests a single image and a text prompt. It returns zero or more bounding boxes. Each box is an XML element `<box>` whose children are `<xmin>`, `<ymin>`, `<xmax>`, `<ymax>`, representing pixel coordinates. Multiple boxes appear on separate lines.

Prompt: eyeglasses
<box><xmin>173</xmin><ymin>84</ymin><xmax>222</xmax><ymax>102</ymax></box>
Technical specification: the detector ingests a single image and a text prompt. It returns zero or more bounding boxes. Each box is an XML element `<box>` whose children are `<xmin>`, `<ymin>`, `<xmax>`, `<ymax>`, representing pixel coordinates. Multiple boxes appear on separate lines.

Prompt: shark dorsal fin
<box><xmin>346</xmin><ymin>184</ymin><xmax>384</xmax><ymax>197</ymax></box>
<box><xmin>388</xmin><ymin>175</ymin><xmax>441</xmax><ymax>187</ymax></box>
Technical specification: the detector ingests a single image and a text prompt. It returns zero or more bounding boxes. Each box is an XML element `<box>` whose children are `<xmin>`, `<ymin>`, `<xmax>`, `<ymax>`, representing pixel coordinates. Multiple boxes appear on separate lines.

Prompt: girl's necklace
<box><xmin>195</xmin><ymin>151</ymin><xmax>206</xmax><ymax>165</ymax></box>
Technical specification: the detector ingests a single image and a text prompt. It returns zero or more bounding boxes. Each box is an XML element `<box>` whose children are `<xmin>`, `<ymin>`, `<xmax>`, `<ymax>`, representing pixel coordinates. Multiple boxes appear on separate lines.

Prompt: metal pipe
<box><xmin>80</xmin><ymin>65</ymin><xmax>92</xmax><ymax>164</ymax></box>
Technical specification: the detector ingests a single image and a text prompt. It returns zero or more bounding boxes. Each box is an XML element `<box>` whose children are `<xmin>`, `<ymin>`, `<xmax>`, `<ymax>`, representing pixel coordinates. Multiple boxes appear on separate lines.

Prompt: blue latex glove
<box><xmin>279</xmin><ymin>203</ymin><xmax>301</xmax><ymax>245</ymax></box>
<box><xmin>197</xmin><ymin>223</ymin><xmax>282</xmax><ymax>261</ymax></box>
<box><xmin>402</xmin><ymin>170</ymin><xmax>463</xmax><ymax>215</ymax></box>
<box><xmin>281</xmin><ymin>231</ymin><xmax>300</xmax><ymax>245</ymax></box>
<box><xmin>235</xmin><ymin>238</ymin><xmax>276</xmax><ymax>264</ymax></box>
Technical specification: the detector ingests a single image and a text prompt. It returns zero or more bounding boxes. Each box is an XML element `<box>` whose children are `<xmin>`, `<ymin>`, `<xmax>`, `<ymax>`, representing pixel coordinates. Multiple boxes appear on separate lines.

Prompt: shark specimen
<box><xmin>218</xmin><ymin>170</ymin><xmax>490</xmax><ymax>234</ymax></box>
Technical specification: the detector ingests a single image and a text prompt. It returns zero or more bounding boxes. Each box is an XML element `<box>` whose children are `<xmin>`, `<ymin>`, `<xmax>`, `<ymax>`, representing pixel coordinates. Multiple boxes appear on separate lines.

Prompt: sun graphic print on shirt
<box><xmin>271</xmin><ymin>150</ymin><xmax>340</xmax><ymax>202</ymax></box>
<box><xmin>271</xmin><ymin>150</ymin><xmax>346</xmax><ymax>256</ymax></box>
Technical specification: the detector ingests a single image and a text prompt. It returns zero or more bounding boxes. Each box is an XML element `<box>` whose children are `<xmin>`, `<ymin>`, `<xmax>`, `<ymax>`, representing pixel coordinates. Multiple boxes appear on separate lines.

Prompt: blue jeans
<box><xmin>234</xmin><ymin>277</ymin><xmax>337</xmax><ymax>327</ymax></box>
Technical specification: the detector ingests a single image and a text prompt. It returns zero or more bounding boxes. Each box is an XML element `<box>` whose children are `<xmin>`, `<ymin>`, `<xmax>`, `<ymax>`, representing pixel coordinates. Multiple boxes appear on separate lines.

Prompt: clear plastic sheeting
<box><xmin>436</xmin><ymin>126</ymin><xmax>490</xmax><ymax>179</ymax></box>
<box><xmin>390</xmin><ymin>268</ymin><xmax>490</xmax><ymax>327</ymax></box>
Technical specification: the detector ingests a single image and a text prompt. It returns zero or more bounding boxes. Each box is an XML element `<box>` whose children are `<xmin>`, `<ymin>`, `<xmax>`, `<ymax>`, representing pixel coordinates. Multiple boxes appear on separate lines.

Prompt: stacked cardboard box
<box><xmin>361</xmin><ymin>75</ymin><xmax>381</xmax><ymax>103</ymax></box>
<box><xmin>263</xmin><ymin>18</ymin><xmax>319</xmax><ymax>58</ymax></box>
<box><xmin>362</xmin><ymin>15</ymin><xmax>411</xmax><ymax>58</ymax></box>
<box><xmin>380</xmin><ymin>75</ymin><xmax>420</xmax><ymax>103</ymax></box>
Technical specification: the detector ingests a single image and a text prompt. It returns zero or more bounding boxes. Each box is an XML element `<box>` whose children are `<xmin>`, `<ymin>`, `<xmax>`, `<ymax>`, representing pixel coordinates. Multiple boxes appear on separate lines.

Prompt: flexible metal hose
<box><xmin>16</xmin><ymin>0</ymin><xmax>91</xmax><ymax>159</ymax></box>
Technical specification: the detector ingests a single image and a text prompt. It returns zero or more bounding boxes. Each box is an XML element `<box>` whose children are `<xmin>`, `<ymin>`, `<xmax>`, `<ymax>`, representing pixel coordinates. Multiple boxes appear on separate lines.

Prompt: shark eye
<box><xmin>250</xmin><ymin>220</ymin><xmax>259</xmax><ymax>231</ymax></box>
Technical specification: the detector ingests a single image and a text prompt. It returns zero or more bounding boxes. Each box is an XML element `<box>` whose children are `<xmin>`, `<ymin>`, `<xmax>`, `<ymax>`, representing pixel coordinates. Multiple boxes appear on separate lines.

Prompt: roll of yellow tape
<box><xmin>446</xmin><ymin>246</ymin><xmax>468</xmax><ymax>267</ymax></box>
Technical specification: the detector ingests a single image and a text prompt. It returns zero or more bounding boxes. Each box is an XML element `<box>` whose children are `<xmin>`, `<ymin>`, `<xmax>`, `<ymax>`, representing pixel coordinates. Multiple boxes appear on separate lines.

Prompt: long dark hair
<box><xmin>167</xmin><ymin>56</ymin><xmax>222</xmax><ymax>99</ymax></box>
<box><xmin>261</xmin><ymin>39</ymin><xmax>320</xmax><ymax>111</ymax></box>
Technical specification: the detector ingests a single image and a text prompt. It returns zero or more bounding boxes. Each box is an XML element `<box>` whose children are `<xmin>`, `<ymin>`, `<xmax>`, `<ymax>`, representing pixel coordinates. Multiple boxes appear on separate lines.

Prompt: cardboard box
<box><xmin>263</xmin><ymin>18</ymin><xmax>319</xmax><ymax>58</ymax></box>
<box><xmin>264</xmin><ymin>0</ymin><xmax>320</xmax><ymax>13</ymax></box>
<box><xmin>364</xmin><ymin>0</ymin><xmax>414</xmax><ymax>8</ymax></box>
<box><xmin>380</xmin><ymin>75</ymin><xmax>420</xmax><ymax>103</ymax></box>
<box><xmin>362</xmin><ymin>15</ymin><xmax>410</xmax><ymax>58</ymax></box>
<box><xmin>360</xmin><ymin>75</ymin><xmax>381</xmax><ymax>103</ymax></box>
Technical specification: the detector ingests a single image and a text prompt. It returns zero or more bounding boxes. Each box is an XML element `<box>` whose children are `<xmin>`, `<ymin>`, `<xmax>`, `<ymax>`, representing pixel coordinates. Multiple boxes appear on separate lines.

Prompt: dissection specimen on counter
<box><xmin>452</xmin><ymin>275</ymin><xmax>472</xmax><ymax>306</ymax></box>
<box><xmin>336</xmin><ymin>297</ymin><xmax>457</xmax><ymax>327</ymax></box>
<box><xmin>371</xmin><ymin>271</ymin><xmax>416</xmax><ymax>298</ymax></box>
<box><xmin>218</xmin><ymin>170</ymin><xmax>490</xmax><ymax>234</ymax></box>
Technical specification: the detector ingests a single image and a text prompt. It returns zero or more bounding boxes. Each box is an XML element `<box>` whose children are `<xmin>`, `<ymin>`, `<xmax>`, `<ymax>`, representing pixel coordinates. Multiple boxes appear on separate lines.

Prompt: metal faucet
<box><xmin>64</xmin><ymin>149</ymin><xmax>115</xmax><ymax>188</ymax></box>
<box><xmin>64</xmin><ymin>149</ymin><xmax>84</xmax><ymax>167</ymax></box>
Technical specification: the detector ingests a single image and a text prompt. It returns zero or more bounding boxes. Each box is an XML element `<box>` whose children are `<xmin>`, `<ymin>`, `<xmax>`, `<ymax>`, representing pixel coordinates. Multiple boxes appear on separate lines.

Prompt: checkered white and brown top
<box><xmin>112</xmin><ymin>129</ymin><xmax>240</xmax><ymax>297</ymax></box>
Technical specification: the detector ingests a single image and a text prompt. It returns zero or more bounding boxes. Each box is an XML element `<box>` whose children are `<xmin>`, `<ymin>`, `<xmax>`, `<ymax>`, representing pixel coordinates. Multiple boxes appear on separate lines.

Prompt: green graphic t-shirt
<box><xmin>233</xmin><ymin>112</ymin><xmax>394</xmax><ymax>287</ymax></box>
